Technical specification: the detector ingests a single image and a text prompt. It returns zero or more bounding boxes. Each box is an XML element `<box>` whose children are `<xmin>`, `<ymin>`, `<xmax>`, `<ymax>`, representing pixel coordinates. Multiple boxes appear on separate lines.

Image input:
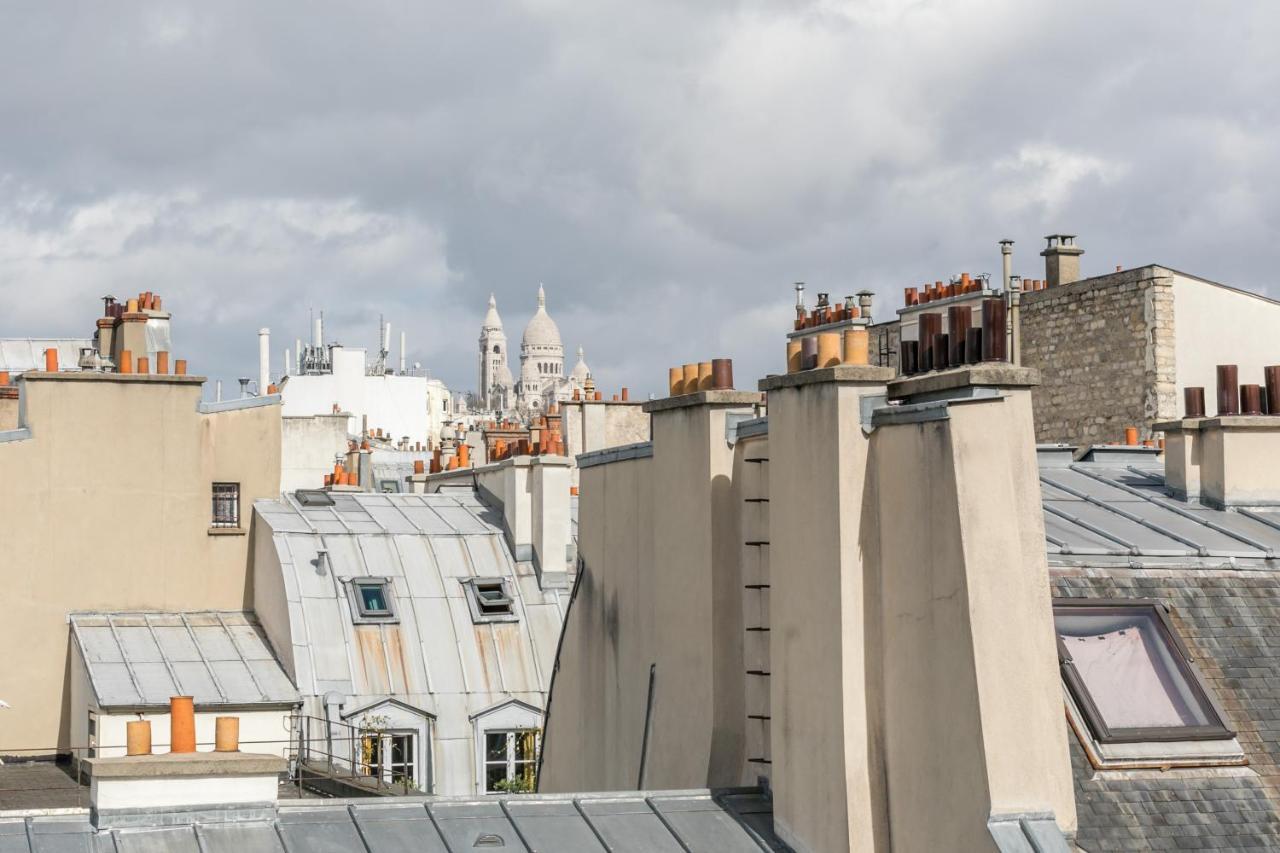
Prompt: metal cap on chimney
<box><xmin>1041</xmin><ymin>234</ymin><xmax>1084</xmax><ymax>288</ymax></box>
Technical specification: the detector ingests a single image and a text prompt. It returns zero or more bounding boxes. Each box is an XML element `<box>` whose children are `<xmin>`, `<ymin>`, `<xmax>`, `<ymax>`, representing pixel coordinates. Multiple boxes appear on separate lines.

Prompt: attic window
<box><xmin>1054</xmin><ymin>600</ymin><xmax>1234</xmax><ymax>745</ymax></box>
<box><xmin>463</xmin><ymin>578</ymin><xmax>518</xmax><ymax>624</ymax></box>
<box><xmin>349</xmin><ymin>578</ymin><xmax>397</xmax><ymax>623</ymax></box>
<box><xmin>296</xmin><ymin>489</ymin><xmax>335</xmax><ymax>507</ymax></box>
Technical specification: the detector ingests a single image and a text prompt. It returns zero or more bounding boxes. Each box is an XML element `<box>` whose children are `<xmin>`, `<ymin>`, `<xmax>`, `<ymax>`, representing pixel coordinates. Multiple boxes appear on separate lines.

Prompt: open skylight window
<box><xmin>1054</xmin><ymin>599</ymin><xmax>1239</xmax><ymax>766</ymax></box>
<box><xmin>463</xmin><ymin>578</ymin><xmax>518</xmax><ymax>624</ymax></box>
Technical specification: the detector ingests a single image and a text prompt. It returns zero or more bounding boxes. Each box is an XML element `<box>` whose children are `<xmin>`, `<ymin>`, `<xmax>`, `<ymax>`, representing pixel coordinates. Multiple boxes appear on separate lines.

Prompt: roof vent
<box><xmin>473</xmin><ymin>834</ymin><xmax>506</xmax><ymax>847</ymax></box>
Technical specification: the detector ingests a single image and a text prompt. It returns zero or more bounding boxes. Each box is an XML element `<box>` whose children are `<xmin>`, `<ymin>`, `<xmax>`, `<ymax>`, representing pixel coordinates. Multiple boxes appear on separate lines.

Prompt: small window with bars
<box><xmin>463</xmin><ymin>578</ymin><xmax>518</xmax><ymax>623</ymax></box>
<box><xmin>211</xmin><ymin>483</ymin><xmax>240</xmax><ymax>528</ymax></box>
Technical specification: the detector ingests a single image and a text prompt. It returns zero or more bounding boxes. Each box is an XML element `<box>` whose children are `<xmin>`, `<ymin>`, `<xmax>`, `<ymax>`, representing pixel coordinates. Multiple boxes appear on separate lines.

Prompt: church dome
<box><xmin>571</xmin><ymin>346</ymin><xmax>590</xmax><ymax>381</ymax></box>
<box><xmin>521</xmin><ymin>285</ymin><xmax>563</xmax><ymax>351</ymax></box>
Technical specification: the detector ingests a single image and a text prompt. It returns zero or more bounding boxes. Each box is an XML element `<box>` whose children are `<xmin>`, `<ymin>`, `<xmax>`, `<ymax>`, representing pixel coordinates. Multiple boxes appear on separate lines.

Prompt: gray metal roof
<box><xmin>1037</xmin><ymin>447</ymin><xmax>1280</xmax><ymax>567</ymax></box>
<box><xmin>0</xmin><ymin>338</ymin><xmax>93</xmax><ymax>374</ymax></box>
<box><xmin>253</xmin><ymin>491</ymin><xmax>569</xmax><ymax>793</ymax></box>
<box><xmin>0</xmin><ymin>789</ymin><xmax>787</xmax><ymax>852</ymax></box>
<box><xmin>69</xmin><ymin>612</ymin><xmax>299</xmax><ymax>710</ymax></box>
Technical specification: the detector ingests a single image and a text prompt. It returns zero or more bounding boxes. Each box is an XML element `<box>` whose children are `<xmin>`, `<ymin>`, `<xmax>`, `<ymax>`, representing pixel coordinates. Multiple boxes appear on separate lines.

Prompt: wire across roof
<box><xmin>69</xmin><ymin>612</ymin><xmax>299</xmax><ymax>710</ymax></box>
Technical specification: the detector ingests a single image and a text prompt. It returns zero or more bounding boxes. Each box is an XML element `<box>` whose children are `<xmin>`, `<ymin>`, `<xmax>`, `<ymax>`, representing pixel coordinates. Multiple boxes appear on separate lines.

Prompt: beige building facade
<box><xmin>540</xmin><ymin>364</ymin><xmax>1075</xmax><ymax>852</ymax></box>
<box><xmin>0</xmin><ymin>371</ymin><xmax>281</xmax><ymax>753</ymax></box>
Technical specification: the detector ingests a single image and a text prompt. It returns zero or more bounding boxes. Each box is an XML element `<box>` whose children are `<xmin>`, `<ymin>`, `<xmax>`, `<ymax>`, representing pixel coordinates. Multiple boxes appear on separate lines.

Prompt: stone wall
<box><xmin>1019</xmin><ymin>266</ymin><xmax>1175</xmax><ymax>445</ymax></box>
<box><xmin>868</xmin><ymin>320</ymin><xmax>900</xmax><ymax>371</ymax></box>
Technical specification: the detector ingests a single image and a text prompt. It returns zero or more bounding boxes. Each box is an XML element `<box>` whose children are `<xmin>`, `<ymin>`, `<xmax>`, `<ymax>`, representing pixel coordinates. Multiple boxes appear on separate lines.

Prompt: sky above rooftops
<box><xmin>1</xmin><ymin>1</ymin><xmax>1277</xmax><ymax>398</ymax></box>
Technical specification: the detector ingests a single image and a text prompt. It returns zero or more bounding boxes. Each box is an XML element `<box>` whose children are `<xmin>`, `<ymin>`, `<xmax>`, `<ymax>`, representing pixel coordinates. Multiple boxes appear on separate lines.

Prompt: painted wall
<box><xmin>540</xmin><ymin>392</ymin><xmax>759</xmax><ymax>793</ymax></box>
<box><xmin>1172</xmin><ymin>274</ymin><xmax>1280</xmax><ymax>411</ymax></box>
<box><xmin>0</xmin><ymin>373</ymin><xmax>281</xmax><ymax>752</ymax></box>
<box><xmin>280</xmin><ymin>414</ymin><xmax>350</xmax><ymax>493</ymax></box>
<box><xmin>280</xmin><ymin>346</ymin><xmax>450</xmax><ymax>447</ymax></box>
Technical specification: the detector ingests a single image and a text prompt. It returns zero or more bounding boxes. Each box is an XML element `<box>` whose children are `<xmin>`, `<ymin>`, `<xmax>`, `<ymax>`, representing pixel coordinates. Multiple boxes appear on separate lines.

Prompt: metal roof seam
<box><xmin>644</xmin><ymin>796</ymin><xmax>696</xmax><ymax>853</ymax></box>
<box><xmin>214</xmin><ymin>611</ymin><xmax>270</xmax><ymax>702</ymax></box>
<box><xmin>1069</xmin><ymin>464</ymin><xmax>1275</xmax><ymax>558</ymax></box>
<box><xmin>1042</xmin><ymin>501</ymin><xmax>1139</xmax><ymax>554</ymax></box>
<box><xmin>103</xmin><ymin>614</ymin><xmax>145</xmax><ymax>706</ymax></box>
<box><xmin>1041</xmin><ymin>474</ymin><xmax>1202</xmax><ymax>556</ymax></box>
<box><xmin>179</xmin><ymin>612</ymin><xmax>230</xmax><ymax>704</ymax></box>
<box><xmin>142</xmin><ymin>613</ymin><xmax>186</xmax><ymax>702</ymax></box>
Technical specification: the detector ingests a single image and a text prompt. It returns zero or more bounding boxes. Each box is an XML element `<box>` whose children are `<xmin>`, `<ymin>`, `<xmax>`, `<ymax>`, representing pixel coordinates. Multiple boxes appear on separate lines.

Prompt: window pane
<box><xmin>360</xmin><ymin>584</ymin><xmax>389</xmax><ymax>613</ymax></box>
<box><xmin>486</xmin><ymin>765</ymin><xmax>508</xmax><ymax>792</ymax></box>
<box><xmin>514</xmin><ymin>730</ymin><xmax>538</xmax><ymax>763</ymax></box>
<box><xmin>1056</xmin><ymin>607</ymin><xmax>1215</xmax><ymax>730</ymax></box>
<box><xmin>486</xmin><ymin>732</ymin><xmax>507</xmax><ymax>762</ymax></box>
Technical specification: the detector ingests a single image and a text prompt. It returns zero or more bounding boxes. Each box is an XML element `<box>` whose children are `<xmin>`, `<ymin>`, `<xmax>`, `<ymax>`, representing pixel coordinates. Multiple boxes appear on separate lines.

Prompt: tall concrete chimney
<box><xmin>381</xmin><ymin>320</ymin><xmax>391</xmax><ymax>357</ymax></box>
<box><xmin>313</xmin><ymin>313</ymin><xmax>324</xmax><ymax>348</ymax></box>
<box><xmin>400</xmin><ymin>331</ymin><xmax>407</xmax><ymax>374</ymax></box>
<box><xmin>258</xmin><ymin>328</ymin><xmax>270</xmax><ymax>394</ymax></box>
<box><xmin>1041</xmin><ymin>234</ymin><xmax>1084</xmax><ymax>288</ymax></box>
<box><xmin>1000</xmin><ymin>239</ymin><xmax>1014</xmax><ymax>292</ymax></box>
<box><xmin>284</xmin><ymin>348</ymin><xmax>293</xmax><ymax>377</ymax></box>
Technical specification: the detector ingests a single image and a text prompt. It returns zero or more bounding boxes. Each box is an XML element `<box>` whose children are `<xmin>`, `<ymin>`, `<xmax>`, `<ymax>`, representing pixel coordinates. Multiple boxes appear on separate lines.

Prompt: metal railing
<box><xmin>290</xmin><ymin>714</ymin><xmax>426</xmax><ymax>797</ymax></box>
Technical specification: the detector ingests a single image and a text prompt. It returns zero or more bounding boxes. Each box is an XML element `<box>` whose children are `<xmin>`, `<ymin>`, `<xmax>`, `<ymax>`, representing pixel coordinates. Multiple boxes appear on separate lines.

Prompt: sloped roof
<box><xmin>253</xmin><ymin>490</ymin><xmax>568</xmax><ymax>746</ymax></box>
<box><xmin>0</xmin><ymin>789</ymin><xmax>789</xmax><ymax>852</ymax></box>
<box><xmin>1037</xmin><ymin>446</ymin><xmax>1280</xmax><ymax>565</ymax></box>
<box><xmin>0</xmin><ymin>338</ymin><xmax>92</xmax><ymax>374</ymax></box>
<box><xmin>69</xmin><ymin>612</ymin><xmax>299</xmax><ymax>710</ymax></box>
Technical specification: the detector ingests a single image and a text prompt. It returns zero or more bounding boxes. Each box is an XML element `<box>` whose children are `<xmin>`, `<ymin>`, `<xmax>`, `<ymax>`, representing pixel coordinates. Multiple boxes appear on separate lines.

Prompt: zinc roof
<box><xmin>1037</xmin><ymin>448</ymin><xmax>1280</xmax><ymax>566</ymax></box>
<box><xmin>69</xmin><ymin>612</ymin><xmax>299</xmax><ymax>710</ymax></box>
<box><xmin>253</xmin><ymin>489</ymin><xmax>568</xmax><ymax>731</ymax></box>
<box><xmin>0</xmin><ymin>789</ymin><xmax>788</xmax><ymax>852</ymax></box>
<box><xmin>0</xmin><ymin>338</ymin><xmax>93</xmax><ymax>374</ymax></box>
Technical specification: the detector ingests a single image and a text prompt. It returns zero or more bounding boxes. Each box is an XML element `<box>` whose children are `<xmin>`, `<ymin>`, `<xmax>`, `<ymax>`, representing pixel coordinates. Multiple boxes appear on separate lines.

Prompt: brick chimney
<box><xmin>1041</xmin><ymin>234</ymin><xmax>1084</xmax><ymax>288</ymax></box>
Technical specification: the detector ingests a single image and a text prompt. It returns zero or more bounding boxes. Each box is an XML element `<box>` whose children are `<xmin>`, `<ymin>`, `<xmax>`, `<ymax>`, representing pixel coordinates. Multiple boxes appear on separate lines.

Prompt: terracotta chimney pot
<box><xmin>44</xmin><ymin>348</ymin><xmax>59</xmax><ymax>373</ymax></box>
<box><xmin>169</xmin><ymin>696</ymin><xmax>196</xmax><ymax>754</ymax></box>
<box><xmin>119</xmin><ymin>349</ymin><xmax>134</xmax><ymax>375</ymax></box>
<box><xmin>126</xmin><ymin>720</ymin><xmax>152</xmax><ymax>756</ymax></box>
<box><xmin>156</xmin><ymin>351</ymin><xmax>169</xmax><ymax>374</ymax></box>
<box><xmin>214</xmin><ymin>716</ymin><xmax>240</xmax><ymax>752</ymax></box>
<box><xmin>668</xmin><ymin>367</ymin><xmax>683</xmax><ymax>396</ymax></box>
<box><xmin>137</xmin><ymin>356</ymin><xmax>149</xmax><ymax>375</ymax></box>
<box><xmin>174</xmin><ymin>359</ymin><xmax>187</xmax><ymax>376</ymax></box>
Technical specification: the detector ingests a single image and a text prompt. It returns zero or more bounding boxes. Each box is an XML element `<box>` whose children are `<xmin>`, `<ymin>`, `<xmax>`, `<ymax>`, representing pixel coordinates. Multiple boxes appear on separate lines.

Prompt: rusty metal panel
<box><xmin>352</xmin><ymin>626</ymin><xmax>391</xmax><ymax>696</ymax></box>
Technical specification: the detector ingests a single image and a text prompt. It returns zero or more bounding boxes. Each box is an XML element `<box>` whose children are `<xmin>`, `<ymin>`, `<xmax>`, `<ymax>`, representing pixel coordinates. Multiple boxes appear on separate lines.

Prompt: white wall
<box><xmin>281</xmin><ymin>415</ymin><xmax>350</xmax><ymax>493</ymax></box>
<box><xmin>281</xmin><ymin>346</ymin><xmax>449</xmax><ymax>447</ymax></box>
<box><xmin>1173</xmin><ymin>275</ymin><xmax>1280</xmax><ymax>407</ymax></box>
<box><xmin>94</xmin><ymin>708</ymin><xmax>293</xmax><ymax>758</ymax></box>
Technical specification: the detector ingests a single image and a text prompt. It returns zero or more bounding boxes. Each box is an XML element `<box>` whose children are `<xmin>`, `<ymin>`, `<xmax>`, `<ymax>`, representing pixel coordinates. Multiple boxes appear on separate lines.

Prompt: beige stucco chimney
<box><xmin>1191</xmin><ymin>416</ymin><xmax>1280</xmax><ymax>508</ymax></box>
<box><xmin>1040</xmin><ymin>234</ymin><xmax>1084</xmax><ymax>288</ymax></box>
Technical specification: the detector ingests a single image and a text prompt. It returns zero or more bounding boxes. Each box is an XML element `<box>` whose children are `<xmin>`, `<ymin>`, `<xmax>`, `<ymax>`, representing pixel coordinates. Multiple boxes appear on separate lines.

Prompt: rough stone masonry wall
<box><xmin>868</xmin><ymin>320</ymin><xmax>900</xmax><ymax>372</ymax></box>
<box><xmin>1020</xmin><ymin>267</ymin><xmax>1176</xmax><ymax>445</ymax></box>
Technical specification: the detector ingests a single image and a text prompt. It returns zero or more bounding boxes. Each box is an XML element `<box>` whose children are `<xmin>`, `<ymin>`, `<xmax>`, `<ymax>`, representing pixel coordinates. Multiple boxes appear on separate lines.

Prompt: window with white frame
<box><xmin>361</xmin><ymin>731</ymin><xmax>416</xmax><ymax>787</ymax></box>
<box><xmin>484</xmin><ymin>729</ymin><xmax>539</xmax><ymax>793</ymax></box>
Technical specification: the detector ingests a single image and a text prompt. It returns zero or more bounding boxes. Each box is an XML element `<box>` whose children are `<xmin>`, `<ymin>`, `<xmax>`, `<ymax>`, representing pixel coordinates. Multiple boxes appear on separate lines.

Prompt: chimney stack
<box><xmin>1041</xmin><ymin>234</ymin><xmax>1084</xmax><ymax>288</ymax></box>
<box><xmin>1000</xmin><ymin>239</ymin><xmax>1014</xmax><ymax>291</ymax></box>
<box><xmin>313</xmin><ymin>313</ymin><xmax>324</xmax><ymax>349</ymax></box>
<box><xmin>400</xmin><ymin>330</ymin><xmax>407</xmax><ymax>374</ymax></box>
<box><xmin>258</xmin><ymin>328</ymin><xmax>270</xmax><ymax>395</ymax></box>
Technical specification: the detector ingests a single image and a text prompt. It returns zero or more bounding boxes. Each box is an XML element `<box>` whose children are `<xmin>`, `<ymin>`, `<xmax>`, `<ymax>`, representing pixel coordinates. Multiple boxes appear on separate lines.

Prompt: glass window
<box><xmin>351</xmin><ymin>579</ymin><xmax>397</xmax><ymax>622</ymax></box>
<box><xmin>484</xmin><ymin>729</ymin><xmax>539</xmax><ymax>793</ymax></box>
<box><xmin>211</xmin><ymin>482</ymin><xmax>240</xmax><ymax>528</ymax></box>
<box><xmin>464</xmin><ymin>579</ymin><xmax>516</xmax><ymax>622</ymax></box>
<box><xmin>362</xmin><ymin>731</ymin><xmax>416</xmax><ymax>787</ymax></box>
<box><xmin>1054</xmin><ymin>601</ymin><xmax>1233</xmax><ymax>743</ymax></box>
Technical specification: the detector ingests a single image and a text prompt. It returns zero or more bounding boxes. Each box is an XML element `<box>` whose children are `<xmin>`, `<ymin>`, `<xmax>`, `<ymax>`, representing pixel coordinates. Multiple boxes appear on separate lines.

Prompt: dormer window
<box><xmin>463</xmin><ymin>578</ymin><xmax>517</xmax><ymax>624</ymax></box>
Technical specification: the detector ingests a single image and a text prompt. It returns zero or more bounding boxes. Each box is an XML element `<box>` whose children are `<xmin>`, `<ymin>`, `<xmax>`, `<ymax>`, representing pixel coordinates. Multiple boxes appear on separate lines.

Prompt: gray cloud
<box><xmin>2</xmin><ymin>0</ymin><xmax>1278</xmax><ymax>397</ymax></box>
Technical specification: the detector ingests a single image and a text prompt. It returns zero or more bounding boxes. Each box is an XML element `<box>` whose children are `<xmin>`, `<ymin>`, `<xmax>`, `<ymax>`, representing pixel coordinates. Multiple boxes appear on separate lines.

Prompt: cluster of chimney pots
<box><xmin>667</xmin><ymin>359</ymin><xmax>735</xmax><ymax>395</ymax></box>
<box><xmin>124</xmin><ymin>695</ymin><xmax>240</xmax><ymax>757</ymax></box>
<box><xmin>900</xmin><ymin>295</ymin><xmax>1008</xmax><ymax>376</ymax></box>
<box><xmin>1185</xmin><ymin>365</ymin><xmax>1280</xmax><ymax>418</ymax></box>
<box><xmin>37</xmin><ymin>291</ymin><xmax>190</xmax><ymax>377</ymax></box>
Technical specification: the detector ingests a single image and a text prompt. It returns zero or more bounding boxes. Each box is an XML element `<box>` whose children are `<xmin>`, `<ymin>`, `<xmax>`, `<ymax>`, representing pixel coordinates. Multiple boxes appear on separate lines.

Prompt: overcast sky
<box><xmin>2</xmin><ymin>1</ymin><xmax>1277</xmax><ymax>397</ymax></box>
